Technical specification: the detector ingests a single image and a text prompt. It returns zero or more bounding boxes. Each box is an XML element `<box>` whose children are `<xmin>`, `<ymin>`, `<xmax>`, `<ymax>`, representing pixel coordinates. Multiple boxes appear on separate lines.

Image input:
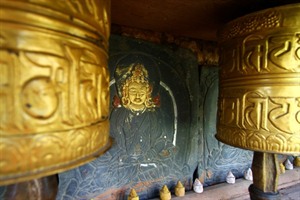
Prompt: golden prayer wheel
<box><xmin>216</xmin><ymin>3</ymin><xmax>300</xmax><ymax>155</ymax></box>
<box><xmin>0</xmin><ymin>0</ymin><xmax>111</xmax><ymax>185</ymax></box>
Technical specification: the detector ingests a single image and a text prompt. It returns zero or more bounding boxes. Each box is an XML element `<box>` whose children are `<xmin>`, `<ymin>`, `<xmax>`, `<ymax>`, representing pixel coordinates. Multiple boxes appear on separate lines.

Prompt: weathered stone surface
<box><xmin>56</xmin><ymin>35</ymin><xmax>200</xmax><ymax>200</ymax></box>
<box><xmin>197</xmin><ymin>66</ymin><xmax>253</xmax><ymax>186</ymax></box>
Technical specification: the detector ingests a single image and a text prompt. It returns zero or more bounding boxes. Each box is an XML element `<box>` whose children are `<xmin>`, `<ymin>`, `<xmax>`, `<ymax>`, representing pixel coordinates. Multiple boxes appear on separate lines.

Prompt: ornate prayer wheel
<box><xmin>217</xmin><ymin>3</ymin><xmax>300</xmax><ymax>154</ymax></box>
<box><xmin>0</xmin><ymin>0</ymin><xmax>111</xmax><ymax>185</ymax></box>
<box><xmin>217</xmin><ymin>3</ymin><xmax>300</xmax><ymax>199</ymax></box>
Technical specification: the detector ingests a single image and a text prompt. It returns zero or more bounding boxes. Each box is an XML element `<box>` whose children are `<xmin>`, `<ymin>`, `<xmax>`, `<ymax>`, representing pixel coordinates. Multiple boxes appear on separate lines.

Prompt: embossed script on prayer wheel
<box><xmin>216</xmin><ymin>4</ymin><xmax>300</xmax><ymax>154</ymax></box>
<box><xmin>0</xmin><ymin>0</ymin><xmax>111</xmax><ymax>185</ymax></box>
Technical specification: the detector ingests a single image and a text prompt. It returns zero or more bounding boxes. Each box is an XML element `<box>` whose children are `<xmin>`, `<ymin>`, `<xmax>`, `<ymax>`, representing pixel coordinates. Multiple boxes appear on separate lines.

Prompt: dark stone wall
<box><xmin>56</xmin><ymin>35</ymin><xmax>200</xmax><ymax>200</ymax></box>
<box><xmin>198</xmin><ymin>66</ymin><xmax>253</xmax><ymax>186</ymax></box>
<box><xmin>55</xmin><ymin>35</ymin><xmax>253</xmax><ymax>200</ymax></box>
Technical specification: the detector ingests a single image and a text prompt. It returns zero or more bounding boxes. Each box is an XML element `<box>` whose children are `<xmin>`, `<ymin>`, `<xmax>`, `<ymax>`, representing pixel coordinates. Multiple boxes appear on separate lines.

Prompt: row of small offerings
<box><xmin>127</xmin><ymin>157</ymin><xmax>299</xmax><ymax>200</ymax></box>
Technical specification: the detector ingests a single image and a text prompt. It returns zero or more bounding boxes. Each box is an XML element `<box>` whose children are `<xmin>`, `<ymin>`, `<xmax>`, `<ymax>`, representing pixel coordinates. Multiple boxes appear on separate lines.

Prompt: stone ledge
<box><xmin>151</xmin><ymin>167</ymin><xmax>300</xmax><ymax>200</ymax></box>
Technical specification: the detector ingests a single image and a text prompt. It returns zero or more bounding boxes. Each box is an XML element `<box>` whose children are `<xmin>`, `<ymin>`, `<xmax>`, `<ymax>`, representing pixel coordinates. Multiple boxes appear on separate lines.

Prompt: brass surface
<box><xmin>0</xmin><ymin>0</ymin><xmax>111</xmax><ymax>185</ymax></box>
<box><xmin>251</xmin><ymin>152</ymin><xmax>279</xmax><ymax>193</ymax></box>
<box><xmin>216</xmin><ymin>4</ymin><xmax>300</xmax><ymax>154</ymax></box>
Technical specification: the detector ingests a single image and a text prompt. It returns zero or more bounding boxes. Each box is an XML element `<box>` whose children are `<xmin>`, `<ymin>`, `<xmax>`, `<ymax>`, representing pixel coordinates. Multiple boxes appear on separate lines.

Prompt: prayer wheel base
<box><xmin>249</xmin><ymin>184</ymin><xmax>281</xmax><ymax>200</ymax></box>
<box><xmin>249</xmin><ymin>152</ymin><xmax>281</xmax><ymax>200</ymax></box>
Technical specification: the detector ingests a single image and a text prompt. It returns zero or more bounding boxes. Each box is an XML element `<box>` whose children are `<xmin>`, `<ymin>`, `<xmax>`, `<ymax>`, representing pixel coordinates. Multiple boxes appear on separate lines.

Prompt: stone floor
<box><xmin>151</xmin><ymin>167</ymin><xmax>300</xmax><ymax>200</ymax></box>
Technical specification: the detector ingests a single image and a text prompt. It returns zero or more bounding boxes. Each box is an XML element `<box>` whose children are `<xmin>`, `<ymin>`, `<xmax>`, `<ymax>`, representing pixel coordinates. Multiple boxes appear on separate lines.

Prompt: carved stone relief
<box><xmin>56</xmin><ymin>35</ymin><xmax>199</xmax><ymax>200</ymax></box>
<box><xmin>198</xmin><ymin>66</ymin><xmax>253</xmax><ymax>186</ymax></box>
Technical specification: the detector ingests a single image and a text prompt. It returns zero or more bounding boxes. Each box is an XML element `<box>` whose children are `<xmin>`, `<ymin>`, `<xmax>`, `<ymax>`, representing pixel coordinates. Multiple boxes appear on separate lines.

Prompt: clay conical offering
<box><xmin>280</xmin><ymin>162</ymin><xmax>286</xmax><ymax>174</ymax></box>
<box><xmin>285</xmin><ymin>159</ymin><xmax>293</xmax><ymax>170</ymax></box>
<box><xmin>226</xmin><ymin>171</ymin><xmax>235</xmax><ymax>184</ymax></box>
<box><xmin>175</xmin><ymin>181</ymin><xmax>185</xmax><ymax>197</ymax></box>
<box><xmin>193</xmin><ymin>178</ymin><xmax>203</xmax><ymax>193</ymax></box>
<box><xmin>128</xmin><ymin>188</ymin><xmax>139</xmax><ymax>200</ymax></box>
<box><xmin>244</xmin><ymin>168</ymin><xmax>253</xmax><ymax>181</ymax></box>
<box><xmin>160</xmin><ymin>185</ymin><xmax>171</xmax><ymax>200</ymax></box>
<box><xmin>293</xmin><ymin>156</ymin><xmax>300</xmax><ymax>167</ymax></box>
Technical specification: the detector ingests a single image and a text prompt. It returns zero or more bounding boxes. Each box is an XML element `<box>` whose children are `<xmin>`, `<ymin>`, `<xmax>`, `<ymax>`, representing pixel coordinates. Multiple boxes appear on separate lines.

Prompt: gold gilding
<box><xmin>0</xmin><ymin>0</ymin><xmax>111</xmax><ymax>185</ymax></box>
<box><xmin>121</xmin><ymin>64</ymin><xmax>155</xmax><ymax>113</ymax></box>
<box><xmin>216</xmin><ymin>4</ymin><xmax>300</xmax><ymax>154</ymax></box>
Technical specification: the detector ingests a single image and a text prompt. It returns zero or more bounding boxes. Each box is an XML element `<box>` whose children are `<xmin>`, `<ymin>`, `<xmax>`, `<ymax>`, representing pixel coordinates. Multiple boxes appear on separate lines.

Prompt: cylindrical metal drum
<box><xmin>0</xmin><ymin>0</ymin><xmax>111</xmax><ymax>185</ymax></box>
<box><xmin>216</xmin><ymin>4</ymin><xmax>300</xmax><ymax>154</ymax></box>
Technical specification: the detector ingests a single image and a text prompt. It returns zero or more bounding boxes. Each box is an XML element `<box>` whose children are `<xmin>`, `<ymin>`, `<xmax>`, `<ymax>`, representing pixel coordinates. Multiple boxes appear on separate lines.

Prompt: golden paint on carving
<box><xmin>216</xmin><ymin>3</ymin><xmax>300</xmax><ymax>154</ymax></box>
<box><xmin>121</xmin><ymin>64</ymin><xmax>155</xmax><ymax>113</ymax></box>
<box><xmin>0</xmin><ymin>0</ymin><xmax>111</xmax><ymax>185</ymax></box>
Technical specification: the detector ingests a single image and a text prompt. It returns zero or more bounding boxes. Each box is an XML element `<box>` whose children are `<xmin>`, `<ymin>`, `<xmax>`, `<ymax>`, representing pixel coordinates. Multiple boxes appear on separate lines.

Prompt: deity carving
<box><xmin>56</xmin><ymin>38</ymin><xmax>199</xmax><ymax>200</ymax></box>
<box><xmin>80</xmin><ymin>59</ymin><xmax>182</xmax><ymax>197</ymax></box>
<box><xmin>108</xmin><ymin>63</ymin><xmax>176</xmax><ymax>181</ymax></box>
<box><xmin>120</xmin><ymin>64</ymin><xmax>156</xmax><ymax>113</ymax></box>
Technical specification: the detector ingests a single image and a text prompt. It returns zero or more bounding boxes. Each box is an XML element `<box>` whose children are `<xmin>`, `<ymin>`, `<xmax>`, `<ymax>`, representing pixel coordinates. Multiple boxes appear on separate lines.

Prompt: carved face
<box><xmin>120</xmin><ymin>64</ymin><xmax>155</xmax><ymax>112</ymax></box>
<box><xmin>128</xmin><ymin>82</ymin><xmax>148</xmax><ymax>109</ymax></box>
